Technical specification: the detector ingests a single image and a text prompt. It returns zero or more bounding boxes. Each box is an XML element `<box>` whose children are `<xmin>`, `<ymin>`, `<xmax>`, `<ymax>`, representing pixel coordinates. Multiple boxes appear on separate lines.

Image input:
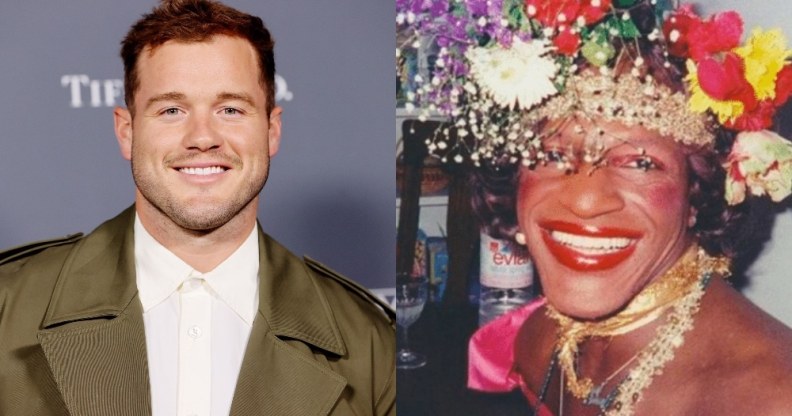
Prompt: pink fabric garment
<box><xmin>467</xmin><ymin>298</ymin><xmax>546</xmax><ymax>392</ymax></box>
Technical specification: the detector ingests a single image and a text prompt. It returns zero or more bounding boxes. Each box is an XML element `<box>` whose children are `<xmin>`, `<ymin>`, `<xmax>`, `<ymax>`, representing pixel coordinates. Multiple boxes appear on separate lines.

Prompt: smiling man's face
<box><xmin>114</xmin><ymin>35</ymin><xmax>281</xmax><ymax>232</ymax></box>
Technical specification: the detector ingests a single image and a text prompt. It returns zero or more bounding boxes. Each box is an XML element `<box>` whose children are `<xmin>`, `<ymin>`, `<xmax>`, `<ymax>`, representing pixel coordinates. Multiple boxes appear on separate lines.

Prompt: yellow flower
<box><xmin>685</xmin><ymin>60</ymin><xmax>744</xmax><ymax>123</ymax></box>
<box><xmin>735</xmin><ymin>28</ymin><xmax>792</xmax><ymax>100</ymax></box>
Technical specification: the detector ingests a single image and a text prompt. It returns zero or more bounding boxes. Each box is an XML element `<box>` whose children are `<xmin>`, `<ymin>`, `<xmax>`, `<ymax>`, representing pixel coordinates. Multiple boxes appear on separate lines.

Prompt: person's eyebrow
<box><xmin>145</xmin><ymin>91</ymin><xmax>186</xmax><ymax>109</ymax></box>
<box><xmin>217</xmin><ymin>92</ymin><xmax>256</xmax><ymax>107</ymax></box>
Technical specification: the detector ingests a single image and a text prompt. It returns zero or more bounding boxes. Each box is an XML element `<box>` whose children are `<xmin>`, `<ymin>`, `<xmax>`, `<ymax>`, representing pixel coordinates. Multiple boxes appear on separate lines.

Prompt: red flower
<box><xmin>697</xmin><ymin>52</ymin><xmax>757</xmax><ymax>109</ymax></box>
<box><xmin>554</xmin><ymin>27</ymin><xmax>581</xmax><ymax>56</ymax></box>
<box><xmin>663</xmin><ymin>6</ymin><xmax>743</xmax><ymax>60</ymax></box>
<box><xmin>525</xmin><ymin>0</ymin><xmax>611</xmax><ymax>29</ymax></box>
<box><xmin>774</xmin><ymin>65</ymin><xmax>792</xmax><ymax>107</ymax></box>
<box><xmin>689</xmin><ymin>11</ymin><xmax>742</xmax><ymax>60</ymax></box>
<box><xmin>726</xmin><ymin>101</ymin><xmax>777</xmax><ymax>131</ymax></box>
<box><xmin>580</xmin><ymin>0</ymin><xmax>611</xmax><ymax>25</ymax></box>
<box><xmin>663</xmin><ymin>4</ymin><xmax>701</xmax><ymax>58</ymax></box>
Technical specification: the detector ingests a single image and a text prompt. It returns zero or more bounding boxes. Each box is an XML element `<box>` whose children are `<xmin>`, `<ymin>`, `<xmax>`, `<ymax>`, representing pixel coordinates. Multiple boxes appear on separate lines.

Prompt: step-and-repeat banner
<box><xmin>0</xmin><ymin>1</ymin><xmax>394</xmax><ymax>293</ymax></box>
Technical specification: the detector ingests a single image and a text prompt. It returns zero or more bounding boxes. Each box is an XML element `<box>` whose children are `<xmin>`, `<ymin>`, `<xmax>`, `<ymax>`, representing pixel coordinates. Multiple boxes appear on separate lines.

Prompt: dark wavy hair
<box><xmin>471</xmin><ymin>3</ymin><xmax>750</xmax><ymax>259</ymax></box>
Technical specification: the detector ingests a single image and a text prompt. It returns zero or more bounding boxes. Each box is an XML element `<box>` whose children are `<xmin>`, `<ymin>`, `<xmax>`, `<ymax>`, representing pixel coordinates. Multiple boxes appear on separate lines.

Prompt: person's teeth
<box><xmin>550</xmin><ymin>230</ymin><xmax>632</xmax><ymax>254</ymax></box>
<box><xmin>180</xmin><ymin>166</ymin><xmax>224</xmax><ymax>175</ymax></box>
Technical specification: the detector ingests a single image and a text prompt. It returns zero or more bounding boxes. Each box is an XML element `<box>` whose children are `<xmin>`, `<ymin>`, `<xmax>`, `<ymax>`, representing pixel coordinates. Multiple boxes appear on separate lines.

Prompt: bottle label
<box><xmin>479</xmin><ymin>233</ymin><xmax>533</xmax><ymax>289</ymax></box>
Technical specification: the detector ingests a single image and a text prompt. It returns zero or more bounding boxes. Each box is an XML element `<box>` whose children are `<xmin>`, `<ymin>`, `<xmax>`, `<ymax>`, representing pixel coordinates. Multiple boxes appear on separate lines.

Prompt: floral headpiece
<box><xmin>396</xmin><ymin>0</ymin><xmax>792</xmax><ymax>205</ymax></box>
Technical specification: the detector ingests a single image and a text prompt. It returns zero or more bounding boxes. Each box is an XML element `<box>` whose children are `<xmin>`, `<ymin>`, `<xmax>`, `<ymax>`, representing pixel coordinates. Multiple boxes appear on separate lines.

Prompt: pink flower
<box><xmin>724</xmin><ymin>130</ymin><xmax>792</xmax><ymax>205</ymax></box>
<box><xmin>663</xmin><ymin>7</ymin><xmax>743</xmax><ymax>60</ymax></box>
<box><xmin>696</xmin><ymin>52</ymin><xmax>757</xmax><ymax>109</ymax></box>
<box><xmin>689</xmin><ymin>11</ymin><xmax>743</xmax><ymax>60</ymax></box>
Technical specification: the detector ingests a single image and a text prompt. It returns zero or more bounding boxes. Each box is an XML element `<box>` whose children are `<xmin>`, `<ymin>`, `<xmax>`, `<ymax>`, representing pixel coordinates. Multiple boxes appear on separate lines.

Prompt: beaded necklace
<box><xmin>539</xmin><ymin>246</ymin><xmax>729</xmax><ymax>415</ymax></box>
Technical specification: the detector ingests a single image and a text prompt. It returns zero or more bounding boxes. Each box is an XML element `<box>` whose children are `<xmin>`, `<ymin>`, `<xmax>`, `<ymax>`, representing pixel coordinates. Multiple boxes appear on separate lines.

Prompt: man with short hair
<box><xmin>0</xmin><ymin>1</ymin><xmax>395</xmax><ymax>415</ymax></box>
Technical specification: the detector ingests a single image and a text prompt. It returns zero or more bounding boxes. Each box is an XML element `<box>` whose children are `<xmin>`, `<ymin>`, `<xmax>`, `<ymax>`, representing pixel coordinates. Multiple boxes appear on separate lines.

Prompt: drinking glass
<box><xmin>396</xmin><ymin>275</ymin><xmax>428</xmax><ymax>369</ymax></box>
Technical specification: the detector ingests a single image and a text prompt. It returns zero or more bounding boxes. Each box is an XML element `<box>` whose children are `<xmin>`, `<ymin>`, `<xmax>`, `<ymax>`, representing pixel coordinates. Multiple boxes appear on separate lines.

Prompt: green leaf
<box><xmin>618</xmin><ymin>18</ymin><xmax>640</xmax><ymax>39</ymax></box>
<box><xmin>505</xmin><ymin>0</ymin><xmax>524</xmax><ymax>27</ymax></box>
<box><xmin>613</xmin><ymin>0</ymin><xmax>639</xmax><ymax>8</ymax></box>
<box><xmin>604</xmin><ymin>14</ymin><xmax>640</xmax><ymax>39</ymax></box>
<box><xmin>450</xmin><ymin>2</ymin><xmax>469</xmax><ymax>20</ymax></box>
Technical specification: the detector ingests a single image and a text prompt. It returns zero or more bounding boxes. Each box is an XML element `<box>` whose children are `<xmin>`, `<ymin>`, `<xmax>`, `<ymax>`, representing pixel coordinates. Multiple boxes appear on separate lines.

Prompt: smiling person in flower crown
<box><xmin>398</xmin><ymin>0</ymin><xmax>792</xmax><ymax>414</ymax></box>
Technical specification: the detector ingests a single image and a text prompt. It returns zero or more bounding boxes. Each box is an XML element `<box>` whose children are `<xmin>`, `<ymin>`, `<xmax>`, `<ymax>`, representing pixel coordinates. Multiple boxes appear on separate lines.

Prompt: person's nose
<box><xmin>182</xmin><ymin>111</ymin><xmax>222</xmax><ymax>151</ymax></box>
<box><xmin>557</xmin><ymin>168</ymin><xmax>625</xmax><ymax>219</ymax></box>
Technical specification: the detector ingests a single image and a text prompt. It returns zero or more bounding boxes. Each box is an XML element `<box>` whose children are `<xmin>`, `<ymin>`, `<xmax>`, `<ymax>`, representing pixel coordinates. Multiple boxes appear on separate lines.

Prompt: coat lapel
<box><xmin>229</xmin><ymin>230</ymin><xmax>348</xmax><ymax>415</ymax></box>
<box><xmin>37</xmin><ymin>208</ymin><xmax>151</xmax><ymax>416</ymax></box>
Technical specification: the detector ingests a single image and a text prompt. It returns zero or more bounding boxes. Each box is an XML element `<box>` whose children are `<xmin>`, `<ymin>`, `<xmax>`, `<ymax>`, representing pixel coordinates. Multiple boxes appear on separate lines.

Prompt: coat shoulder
<box><xmin>0</xmin><ymin>233</ymin><xmax>83</xmax><ymax>268</ymax></box>
<box><xmin>303</xmin><ymin>256</ymin><xmax>395</xmax><ymax>327</ymax></box>
<box><xmin>0</xmin><ymin>233</ymin><xmax>83</xmax><ymax>316</ymax></box>
<box><xmin>302</xmin><ymin>256</ymin><xmax>396</xmax><ymax>416</ymax></box>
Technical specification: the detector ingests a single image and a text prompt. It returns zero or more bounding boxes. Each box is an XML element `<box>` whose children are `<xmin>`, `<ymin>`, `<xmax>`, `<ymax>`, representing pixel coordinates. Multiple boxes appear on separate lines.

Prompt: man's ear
<box><xmin>267</xmin><ymin>106</ymin><xmax>282</xmax><ymax>157</ymax></box>
<box><xmin>114</xmin><ymin>106</ymin><xmax>133</xmax><ymax>161</ymax></box>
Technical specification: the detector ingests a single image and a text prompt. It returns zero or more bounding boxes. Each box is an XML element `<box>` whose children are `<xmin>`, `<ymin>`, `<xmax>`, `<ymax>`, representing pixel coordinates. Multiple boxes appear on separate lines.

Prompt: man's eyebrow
<box><xmin>217</xmin><ymin>92</ymin><xmax>256</xmax><ymax>106</ymax></box>
<box><xmin>145</xmin><ymin>92</ymin><xmax>186</xmax><ymax>109</ymax></box>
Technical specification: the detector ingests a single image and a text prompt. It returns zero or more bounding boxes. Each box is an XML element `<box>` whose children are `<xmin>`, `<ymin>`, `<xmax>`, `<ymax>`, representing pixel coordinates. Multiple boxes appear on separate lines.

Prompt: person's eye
<box><xmin>160</xmin><ymin>107</ymin><xmax>182</xmax><ymax>116</ymax></box>
<box><xmin>221</xmin><ymin>107</ymin><xmax>243</xmax><ymax>116</ymax></box>
<box><xmin>622</xmin><ymin>155</ymin><xmax>660</xmax><ymax>171</ymax></box>
<box><xmin>543</xmin><ymin>149</ymin><xmax>568</xmax><ymax>164</ymax></box>
<box><xmin>535</xmin><ymin>148</ymin><xmax>577</xmax><ymax>174</ymax></box>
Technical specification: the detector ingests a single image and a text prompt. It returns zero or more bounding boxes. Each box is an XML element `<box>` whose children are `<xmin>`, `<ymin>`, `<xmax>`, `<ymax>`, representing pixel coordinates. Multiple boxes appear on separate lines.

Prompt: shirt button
<box><xmin>188</xmin><ymin>325</ymin><xmax>202</xmax><ymax>339</ymax></box>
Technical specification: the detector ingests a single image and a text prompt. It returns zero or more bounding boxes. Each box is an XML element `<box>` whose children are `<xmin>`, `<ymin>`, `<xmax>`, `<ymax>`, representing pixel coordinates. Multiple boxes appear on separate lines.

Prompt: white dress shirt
<box><xmin>134</xmin><ymin>216</ymin><xmax>260</xmax><ymax>416</ymax></box>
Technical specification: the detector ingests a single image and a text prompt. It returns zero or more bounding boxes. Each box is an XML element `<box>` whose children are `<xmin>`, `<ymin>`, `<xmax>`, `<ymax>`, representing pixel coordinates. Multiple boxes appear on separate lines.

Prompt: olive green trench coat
<box><xmin>0</xmin><ymin>207</ymin><xmax>396</xmax><ymax>415</ymax></box>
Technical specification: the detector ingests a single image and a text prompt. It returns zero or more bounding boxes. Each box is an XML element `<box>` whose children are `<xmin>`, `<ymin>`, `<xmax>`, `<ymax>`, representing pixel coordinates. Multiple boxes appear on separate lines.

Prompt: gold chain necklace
<box><xmin>547</xmin><ymin>246</ymin><xmax>730</xmax><ymax>412</ymax></box>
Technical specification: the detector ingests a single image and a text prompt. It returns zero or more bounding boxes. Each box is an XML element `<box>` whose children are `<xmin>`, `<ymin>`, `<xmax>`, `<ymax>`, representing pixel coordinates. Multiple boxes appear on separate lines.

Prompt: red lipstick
<box><xmin>539</xmin><ymin>221</ymin><xmax>641</xmax><ymax>272</ymax></box>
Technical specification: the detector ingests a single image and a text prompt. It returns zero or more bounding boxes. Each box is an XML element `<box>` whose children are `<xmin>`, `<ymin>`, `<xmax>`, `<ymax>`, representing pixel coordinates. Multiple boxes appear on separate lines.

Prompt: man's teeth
<box><xmin>179</xmin><ymin>166</ymin><xmax>225</xmax><ymax>175</ymax></box>
<box><xmin>550</xmin><ymin>230</ymin><xmax>633</xmax><ymax>254</ymax></box>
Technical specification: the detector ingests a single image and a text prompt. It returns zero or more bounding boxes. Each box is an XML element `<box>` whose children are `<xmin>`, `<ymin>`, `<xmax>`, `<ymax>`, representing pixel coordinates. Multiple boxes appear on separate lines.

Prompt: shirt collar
<box><xmin>202</xmin><ymin>226</ymin><xmax>259</xmax><ymax>325</ymax></box>
<box><xmin>134</xmin><ymin>215</ymin><xmax>260</xmax><ymax>325</ymax></box>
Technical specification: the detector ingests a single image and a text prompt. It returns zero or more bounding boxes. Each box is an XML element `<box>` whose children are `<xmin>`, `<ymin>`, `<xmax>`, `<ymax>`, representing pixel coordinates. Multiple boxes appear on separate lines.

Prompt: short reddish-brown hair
<box><xmin>120</xmin><ymin>0</ymin><xmax>276</xmax><ymax>115</ymax></box>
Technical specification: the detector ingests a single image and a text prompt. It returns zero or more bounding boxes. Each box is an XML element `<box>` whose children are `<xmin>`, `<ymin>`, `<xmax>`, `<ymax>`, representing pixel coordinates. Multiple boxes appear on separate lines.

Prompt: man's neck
<box><xmin>135</xmin><ymin>198</ymin><xmax>258</xmax><ymax>273</ymax></box>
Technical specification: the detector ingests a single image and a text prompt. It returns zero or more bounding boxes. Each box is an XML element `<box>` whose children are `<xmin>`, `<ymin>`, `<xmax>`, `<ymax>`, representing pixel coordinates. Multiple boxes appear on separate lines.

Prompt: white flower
<box><xmin>465</xmin><ymin>39</ymin><xmax>558</xmax><ymax>110</ymax></box>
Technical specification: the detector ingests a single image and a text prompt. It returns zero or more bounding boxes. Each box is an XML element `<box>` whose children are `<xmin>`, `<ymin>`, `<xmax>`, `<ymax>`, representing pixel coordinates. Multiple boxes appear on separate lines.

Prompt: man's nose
<box><xmin>182</xmin><ymin>112</ymin><xmax>222</xmax><ymax>151</ymax></box>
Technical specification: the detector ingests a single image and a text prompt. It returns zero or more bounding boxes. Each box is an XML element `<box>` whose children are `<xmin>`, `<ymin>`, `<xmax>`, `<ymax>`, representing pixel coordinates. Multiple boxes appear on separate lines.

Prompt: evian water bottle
<box><xmin>478</xmin><ymin>232</ymin><xmax>534</xmax><ymax>326</ymax></box>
